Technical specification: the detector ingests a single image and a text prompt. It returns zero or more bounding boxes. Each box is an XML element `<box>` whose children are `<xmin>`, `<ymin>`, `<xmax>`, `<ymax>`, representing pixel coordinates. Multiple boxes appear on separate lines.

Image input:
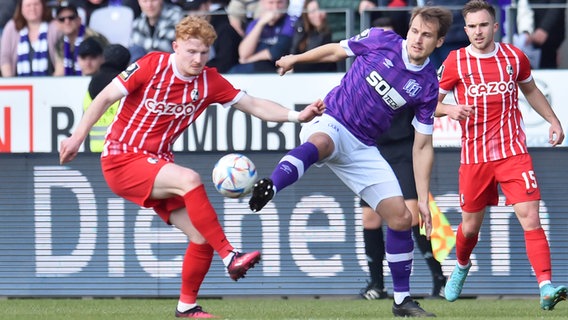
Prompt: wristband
<box><xmin>287</xmin><ymin>110</ymin><xmax>300</xmax><ymax>123</ymax></box>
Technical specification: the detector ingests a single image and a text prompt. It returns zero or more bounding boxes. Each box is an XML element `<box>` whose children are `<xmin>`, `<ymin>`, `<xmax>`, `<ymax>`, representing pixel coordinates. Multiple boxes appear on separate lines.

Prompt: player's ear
<box><xmin>172</xmin><ymin>41</ymin><xmax>178</xmax><ymax>51</ymax></box>
<box><xmin>436</xmin><ymin>36</ymin><xmax>445</xmax><ymax>48</ymax></box>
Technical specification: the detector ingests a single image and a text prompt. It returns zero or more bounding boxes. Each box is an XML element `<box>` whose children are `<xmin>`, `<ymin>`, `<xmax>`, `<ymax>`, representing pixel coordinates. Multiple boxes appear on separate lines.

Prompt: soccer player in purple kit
<box><xmin>248</xmin><ymin>6</ymin><xmax>453</xmax><ymax>318</ymax></box>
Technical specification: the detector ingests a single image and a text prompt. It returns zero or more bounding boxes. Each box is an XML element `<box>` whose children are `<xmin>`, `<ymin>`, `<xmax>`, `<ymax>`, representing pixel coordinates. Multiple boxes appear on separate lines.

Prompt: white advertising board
<box><xmin>0</xmin><ymin>71</ymin><xmax>566</xmax><ymax>152</ymax></box>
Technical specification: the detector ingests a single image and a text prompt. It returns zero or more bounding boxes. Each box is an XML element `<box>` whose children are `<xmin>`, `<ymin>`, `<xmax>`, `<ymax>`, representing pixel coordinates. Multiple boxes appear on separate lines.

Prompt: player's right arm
<box><xmin>59</xmin><ymin>84</ymin><xmax>125</xmax><ymax>164</ymax></box>
<box><xmin>435</xmin><ymin>94</ymin><xmax>473</xmax><ymax>120</ymax></box>
<box><xmin>276</xmin><ymin>43</ymin><xmax>348</xmax><ymax>75</ymax></box>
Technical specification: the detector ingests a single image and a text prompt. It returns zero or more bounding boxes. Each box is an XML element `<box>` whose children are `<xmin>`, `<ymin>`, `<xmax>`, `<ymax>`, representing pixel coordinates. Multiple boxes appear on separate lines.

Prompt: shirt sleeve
<box><xmin>437</xmin><ymin>50</ymin><xmax>459</xmax><ymax>94</ymax></box>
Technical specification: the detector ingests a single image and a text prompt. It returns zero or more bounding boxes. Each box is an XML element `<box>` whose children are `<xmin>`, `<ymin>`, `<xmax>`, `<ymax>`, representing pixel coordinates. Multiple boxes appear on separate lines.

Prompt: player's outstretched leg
<box><xmin>540</xmin><ymin>284</ymin><xmax>567</xmax><ymax>310</ymax></box>
<box><xmin>249</xmin><ymin>178</ymin><xmax>274</xmax><ymax>212</ymax></box>
<box><xmin>227</xmin><ymin>251</ymin><xmax>262</xmax><ymax>281</ymax></box>
<box><xmin>392</xmin><ymin>297</ymin><xmax>436</xmax><ymax>317</ymax></box>
<box><xmin>445</xmin><ymin>261</ymin><xmax>471</xmax><ymax>302</ymax></box>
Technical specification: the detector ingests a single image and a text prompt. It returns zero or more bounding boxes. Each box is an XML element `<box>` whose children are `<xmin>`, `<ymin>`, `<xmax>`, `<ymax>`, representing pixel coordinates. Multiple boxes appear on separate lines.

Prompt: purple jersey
<box><xmin>324</xmin><ymin>28</ymin><xmax>439</xmax><ymax>146</ymax></box>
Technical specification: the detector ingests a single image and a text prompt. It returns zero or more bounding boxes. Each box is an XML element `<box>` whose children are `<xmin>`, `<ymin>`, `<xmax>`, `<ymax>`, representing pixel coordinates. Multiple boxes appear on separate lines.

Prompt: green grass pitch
<box><xmin>1</xmin><ymin>296</ymin><xmax>567</xmax><ymax>319</ymax></box>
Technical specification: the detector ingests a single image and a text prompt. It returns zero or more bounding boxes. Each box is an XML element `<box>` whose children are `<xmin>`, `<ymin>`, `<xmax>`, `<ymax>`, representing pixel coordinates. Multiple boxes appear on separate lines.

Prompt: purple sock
<box><xmin>386</xmin><ymin>227</ymin><xmax>414</xmax><ymax>293</ymax></box>
<box><xmin>270</xmin><ymin>142</ymin><xmax>319</xmax><ymax>193</ymax></box>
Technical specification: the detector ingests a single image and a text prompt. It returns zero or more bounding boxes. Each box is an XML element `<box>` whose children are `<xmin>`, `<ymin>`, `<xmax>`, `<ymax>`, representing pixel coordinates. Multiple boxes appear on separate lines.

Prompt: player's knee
<box><xmin>180</xmin><ymin>169</ymin><xmax>203</xmax><ymax>190</ymax></box>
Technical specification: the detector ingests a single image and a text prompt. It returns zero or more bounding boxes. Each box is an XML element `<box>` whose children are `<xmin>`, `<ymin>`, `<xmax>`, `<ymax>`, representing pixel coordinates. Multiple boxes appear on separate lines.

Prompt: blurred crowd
<box><xmin>0</xmin><ymin>0</ymin><xmax>565</xmax><ymax>78</ymax></box>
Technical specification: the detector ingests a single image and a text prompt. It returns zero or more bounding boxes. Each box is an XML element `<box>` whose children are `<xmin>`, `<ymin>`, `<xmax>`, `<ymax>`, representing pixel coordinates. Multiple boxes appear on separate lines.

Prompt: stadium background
<box><xmin>0</xmin><ymin>71</ymin><xmax>567</xmax><ymax>298</ymax></box>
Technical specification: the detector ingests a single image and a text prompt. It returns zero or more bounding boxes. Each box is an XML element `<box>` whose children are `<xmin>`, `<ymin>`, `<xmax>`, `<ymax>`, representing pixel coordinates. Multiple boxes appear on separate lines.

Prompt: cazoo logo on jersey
<box><xmin>467</xmin><ymin>80</ymin><xmax>515</xmax><ymax>96</ymax></box>
<box><xmin>145</xmin><ymin>99</ymin><xmax>197</xmax><ymax>117</ymax></box>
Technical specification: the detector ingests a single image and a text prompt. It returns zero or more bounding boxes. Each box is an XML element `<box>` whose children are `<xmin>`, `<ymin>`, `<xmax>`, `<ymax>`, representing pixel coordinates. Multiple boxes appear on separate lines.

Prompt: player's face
<box><xmin>406</xmin><ymin>15</ymin><xmax>444</xmax><ymax>65</ymax></box>
<box><xmin>464</xmin><ymin>9</ymin><xmax>498</xmax><ymax>53</ymax></box>
<box><xmin>173</xmin><ymin>38</ymin><xmax>210</xmax><ymax>77</ymax></box>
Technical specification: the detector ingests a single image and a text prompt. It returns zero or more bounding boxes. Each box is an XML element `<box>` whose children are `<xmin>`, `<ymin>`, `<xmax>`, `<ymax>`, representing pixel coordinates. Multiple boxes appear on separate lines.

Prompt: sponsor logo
<box><xmin>147</xmin><ymin>157</ymin><xmax>158</xmax><ymax>164</ymax></box>
<box><xmin>145</xmin><ymin>98</ymin><xmax>198</xmax><ymax>117</ymax></box>
<box><xmin>437</xmin><ymin>65</ymin><xmax>444</xmax><ymax>80</ymax></box>
<box><xmin>467</xmin><ymin>81</ymin><xmax>515</xmax><ymax>96</ymax></box>
<box><xmin>365</xmin><ymin>70</ymin><xmax>407</xmax><ymax>109</ymax></box>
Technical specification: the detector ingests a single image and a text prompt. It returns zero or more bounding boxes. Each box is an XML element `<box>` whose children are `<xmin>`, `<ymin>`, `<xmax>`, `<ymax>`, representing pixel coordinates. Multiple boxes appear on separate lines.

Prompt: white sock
<box><xmin>177</xmin><ymin>301</ymin><xmax>197</xmax><ymax>312</ymax></box>
<box><xmin>222</xmin><ymin>251</ymin><xmax>237</xmax><ymax>267</ymax></box>
<box><xmin>539</xmin><ymin>280</ymin><xmax>551</xmax><ymax>288</ymax></box>
<box><xmin>394</xmin><ymin>292</ymin><xmax>410</xmax><ymax>305</ymax></box>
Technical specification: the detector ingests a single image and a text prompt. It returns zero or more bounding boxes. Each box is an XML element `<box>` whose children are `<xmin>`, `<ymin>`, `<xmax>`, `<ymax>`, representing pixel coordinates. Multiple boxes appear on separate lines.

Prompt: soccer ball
<box><xmin>212</xmin><ymin>153</ymin><xmax>258</xmax><ymax>198</ymax></box>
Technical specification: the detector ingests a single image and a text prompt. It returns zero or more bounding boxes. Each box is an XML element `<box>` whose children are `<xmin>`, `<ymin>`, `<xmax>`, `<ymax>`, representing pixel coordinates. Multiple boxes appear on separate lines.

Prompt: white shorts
<box><xmin>299</xmin><ymin>114</ymin><xmax>402</xmax><ymax>210</ymax></box>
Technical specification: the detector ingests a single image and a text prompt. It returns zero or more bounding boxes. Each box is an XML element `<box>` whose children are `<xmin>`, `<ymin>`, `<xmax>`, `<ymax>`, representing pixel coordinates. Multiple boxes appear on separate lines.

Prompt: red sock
<box><xmin>455</xmin><ymin>223</ymin><xmax>478</xmax><ymax>266</ymax></box>
<box><xmin>179</xmin><ymin>242</ymin><xmax>214</xmax><ymax>304</ymax></box>
<box><xmin>183</xmin><ymin>185</ymin><xmax>233</xmax><ymax>258</ymax></box>
<box><xmin>525</xmin><ymin>228</ymin><xmax>552</xmax><ymax>283</ymax></box>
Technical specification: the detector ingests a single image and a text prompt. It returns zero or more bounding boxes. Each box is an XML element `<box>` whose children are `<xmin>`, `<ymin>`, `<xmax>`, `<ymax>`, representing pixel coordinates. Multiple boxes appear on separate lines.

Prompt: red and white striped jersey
<box><xmin>438</xmin><ymin>43</ymin><xmax>533</xmax><ymax>164</ymax></box>
<box><xmin>104</xmin><ymin>52</ymin><xmax>244</xmax><ymax>161</ymax></box>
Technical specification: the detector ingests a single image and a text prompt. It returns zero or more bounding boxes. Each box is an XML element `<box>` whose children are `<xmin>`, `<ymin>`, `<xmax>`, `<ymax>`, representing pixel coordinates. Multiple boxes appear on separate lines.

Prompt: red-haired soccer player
<box><xmin>437</xmin><ymin>0</ymin><xmax>566</xmax><ymax>310</ymax></box>
<box><xmin>59</xmin><ymin>16</ymin><xmax>324</xmax><ymax>318</ymax></box>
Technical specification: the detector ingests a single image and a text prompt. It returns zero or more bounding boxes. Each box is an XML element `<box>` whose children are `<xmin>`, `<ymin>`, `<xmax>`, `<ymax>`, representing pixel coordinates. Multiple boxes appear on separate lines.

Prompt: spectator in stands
<box><xmin>185</xmin><ymin>0</ymin><xmax>242</xmax><ymax>73</ymax></box>
<box><xmin>83</xmin><ymin>44</ymin><xmax>131</xmax><ymax>152</ymax></box>
<box><xmin>129</xmin><ymin>0</ymin><xmax>184</xmax><ymax>62</ymax></box>
<box><xmin>69</xmin><ymin>0</ymin><xmax>141</xmax><ymax>25</ymax></box>
<box><xmin>54</xmin><ymin>2</ymin><xmax>108</xmax><ymax>76</ymax></box>
<box><xmin>287</xmin><ymin>0</ymin><xmax>305</xmax><ymax>18</ymax></box>
<box><xmin>0</xmin><ymin>0</ymin><xmax>62</xmax><ymax>77</ymax></box>
<box><xmin>318</xmin><ymin>0</ymin><xmax>359</xmax><ymax>43</ymax></box>
<box><xmin>76</xmin><ymin>36</ymin><xmax>104</xmax><ymax>75</ymax></box>
<box><xmin>290</xmin><ymin>0</ymin><xmax>336</xmax><ymax>72</ymax></box>
<box><xmin>358</xmin><ymin>0</ymin><xmax>411</xmax><ymax>37</ymax></box>
<box><xmin>226</xmin><ymin>0</ymin><xmax>261</xmax><ymax>37</ymax></box>
<box><xmin>527</xmin><ymin>0</ymin><xmax>566</xmax><ymax>69</ymax></box>
<box><xmin>229</xmin><ymin>0</ymin><xmax>295</xmax><ymax>73</ymax></box>
<box><xmin>0</xmin><ymin>0</ymin><xmax>17</xmax><ymax>38</ymax></box>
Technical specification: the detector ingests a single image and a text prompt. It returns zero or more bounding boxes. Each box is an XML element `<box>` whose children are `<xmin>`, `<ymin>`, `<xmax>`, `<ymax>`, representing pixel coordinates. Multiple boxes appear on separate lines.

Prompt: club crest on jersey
<box><xmin>190</xmin><ymin>88</ymin><xmax>199</xmax><ymax>102</ymax></box>
<box><xmin>120</xmin><ymin>63</ymin><xmax>139</xmax><ymax>81</ymax></box>
<box><xmin>403</xmin><ymin>79</ymin><xmax>422</xmax><ymax>97</ymax></box>
<box><xmin>506</xmin><ymin>64</ymin><xmax>513</xmax><ymax>75</ymax></box>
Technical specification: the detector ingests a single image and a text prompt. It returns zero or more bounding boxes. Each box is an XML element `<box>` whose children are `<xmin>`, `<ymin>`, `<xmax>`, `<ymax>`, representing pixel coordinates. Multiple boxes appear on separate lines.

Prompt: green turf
<box><xmin>1</xmin><ymin>297</ymin><xmax>567</xmax><ymax>319</ymax></box>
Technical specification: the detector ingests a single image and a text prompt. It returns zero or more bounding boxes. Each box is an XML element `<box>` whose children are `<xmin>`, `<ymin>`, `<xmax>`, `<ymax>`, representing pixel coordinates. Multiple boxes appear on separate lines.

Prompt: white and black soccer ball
<box><xmin>212</xmin><ymin>153</ymin><xmax>258</xmax><ymax>198</ymax></box>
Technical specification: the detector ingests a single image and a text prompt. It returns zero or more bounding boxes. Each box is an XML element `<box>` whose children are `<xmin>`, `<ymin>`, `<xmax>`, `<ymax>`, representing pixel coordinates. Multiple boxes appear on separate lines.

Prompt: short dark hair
<box><xmin>409</xmin><ymin>6</ymin><xmax>454</xmax><ymax>39</ymax></box>
<box><xmin>462</xmin><ymin>0</ymin><xmax>496</xmax><ymax>21</ymax></box>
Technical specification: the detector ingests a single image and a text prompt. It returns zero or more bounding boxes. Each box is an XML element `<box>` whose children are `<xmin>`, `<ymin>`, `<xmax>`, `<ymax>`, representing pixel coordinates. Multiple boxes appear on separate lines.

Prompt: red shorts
<box><xmin>101</xmin><ymin>153</ymin><xmax>185</xmax><ymax>223</ymax></box>
<box><xmin>459</xmin><ymin>153</ymin><xmax>541</xmax><ymax>212</ymax></box>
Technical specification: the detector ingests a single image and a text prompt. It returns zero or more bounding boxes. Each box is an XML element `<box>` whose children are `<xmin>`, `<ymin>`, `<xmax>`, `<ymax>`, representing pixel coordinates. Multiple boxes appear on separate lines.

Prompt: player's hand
<box><xmin>358</xmin><ymin>0</ymin><xmax>377</xmax><ymax>14</ymax></box>
<box><xmin>448</xmin><ymin>104</ymin><xmax>474</xmax><ymax>121</ymax></box>
<box><xmin>298</xmin><ymin>99</ymin><xmax>325</xmax><ymax>122</ymax></box>
<box><xmin>275</xmin><ymin>54</ymin><xmax>296</xmax><ymax>76</ymax></box>
<box><xmin>418</xmin><ymin>200</ymin><xmax>433</xmax><ymax>239</ymax></box>
<box><xmin>549</xmin><ymin>122</ymin><xmax>565</xmax><ymax>146</ymax></box>
<box><xmin>59</xmin><ymin>136</ymin><xmax>82</xmax><ymax>164</ymax></box>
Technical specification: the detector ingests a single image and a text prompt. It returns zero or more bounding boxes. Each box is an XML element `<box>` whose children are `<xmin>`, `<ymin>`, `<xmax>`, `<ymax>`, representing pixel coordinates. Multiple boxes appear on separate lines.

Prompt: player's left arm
<box><xmin>519</xmin><ymin>79</ymin><xmax>565</xmax><ymax>146</ymax></box>
<box><xmin>276</xmin><ymin>43</ymin><xmax>348</xmax><ymax>75</ymax></box>
<box><xmin>232</xmin><ymin>94</ymin><xmax>325</xmax><ymax>123</ymax></box>
<box><xmin>412</xmin><ymin>130</ymin><xmax>434</xmax><ymax>238</ymax></box>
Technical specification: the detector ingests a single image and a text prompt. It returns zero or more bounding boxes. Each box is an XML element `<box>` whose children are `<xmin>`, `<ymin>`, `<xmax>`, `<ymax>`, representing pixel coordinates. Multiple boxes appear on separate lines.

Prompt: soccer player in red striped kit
<box><xmin>59</xmin><ymin>16</ymin><xmax>325</xmax><ymax>318</ymax></box>
<box><xmin>436</xmin><ymin>0</ymin><xmax>566</xmax><ymax>310</ymax></box>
